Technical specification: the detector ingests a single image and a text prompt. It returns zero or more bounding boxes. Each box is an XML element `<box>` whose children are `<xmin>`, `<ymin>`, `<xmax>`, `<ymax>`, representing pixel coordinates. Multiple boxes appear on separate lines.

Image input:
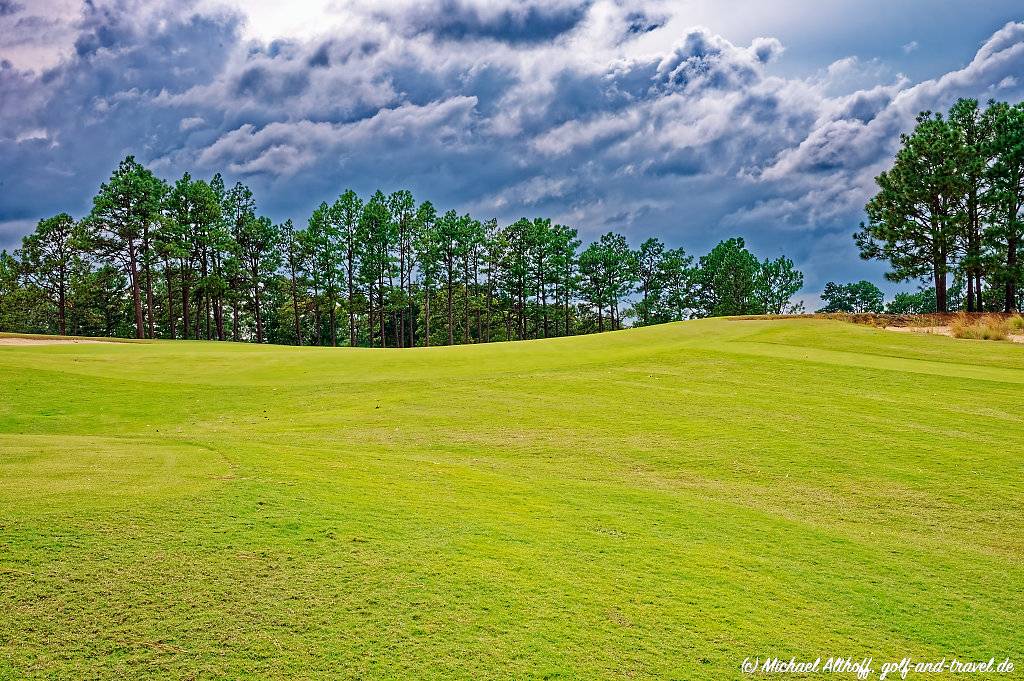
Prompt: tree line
<box><xmin>0</xmin><ymin>157</ymin><xmax>804</xmax><ymax>345</ymax></box>
<box><xmin>816</xmin><ymin>280</ymin><xmax>942</xmax><ymax>315</ymax></box>
<box><xmin>856</xmin><ymin>97</ymin><xmax>1024</xmax><ymax>313</ymax></box>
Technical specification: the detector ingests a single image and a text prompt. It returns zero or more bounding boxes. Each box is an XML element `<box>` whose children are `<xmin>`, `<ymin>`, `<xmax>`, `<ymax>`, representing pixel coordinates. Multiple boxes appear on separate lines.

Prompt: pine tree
<box><xmin>855</xmin><ymin>112</ymin><xmax>966</xmax><ymax>313</ymax></box>
<box><xmin>16</xmin><ymin>214</ymin><xmax>78</xmax><ymax>335</ymax></box>
<box><xmin>79</xmin><ymin>156</ymin><xmax>164</xmax><ymax>338</ymax></box>
<box><xmin>984</xmin><ymin>101</ymin><xmax>1024</xmax><ymax>312</ymax></box>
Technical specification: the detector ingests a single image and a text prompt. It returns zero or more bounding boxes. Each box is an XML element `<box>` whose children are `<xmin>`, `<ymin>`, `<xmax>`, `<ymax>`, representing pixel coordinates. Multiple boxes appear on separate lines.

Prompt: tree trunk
<box><xmin>141</xmin><ymin>226</ymin><xmax>156</xmax><ymax>339</ymax></box>
<box><xmin>165</xmin><ymin>260</ymin><xmax>175</xmax><ymax>339</ymax></box>
<box><xmin>475</xmin><ymin>254</ymin><xmax>482</xmax><ymax>342</ymax></box>
<box><xmin>57</xmin><ymin>279</ymin><xmax>67</xmax><ymax>336</ymax></box>
<box><xmin>519</xmin><ymin>289</ymin><xmax>526</xmax><ymax>340</ymax></box>
<box><xmin>966</xmin><ymin>270</ymin><xmax>975</xmax><ymax>313</ymax></box>
<box><xmin>330</xmin><ymin>301</ymin><xmax>337</xmax><ymax>347</ymax></box>
<box><xmin>128</xmin><ymin>243</ymin><xmax>145</xmax><ymax>339</ymax></box>
<box><xmin>144</xmin><ymin>259</ymin><xmax>156</xmax><ymax>340</ymax></box>
<box><xmin>541</xmin><ymin>278</ymin><xmax>549</xmax><ymax>338</ymax></box>
<box><xmin>365</xmin><ymin>285</ymin><xmax>372</xmax><ymax>348</ymax></box>
<box><xmin>198</xmin><ymin>253</ymin><xmax>208</xmax><ymax>340</ymax></box>
<box><xmin>642</xmin><ymin>282</ymin><xmax>650</xmax><ymax>325</ymax></box>
<box><xmin>347</xmin><ymin>247</ymin><xmax>356</xmax><ymax>347</ymax></box>
<box><xmin>447</xmin><ymin>265</ymin><xmax>454</xmax><ymax>346</ymax></box>
<box><xmin>311</xmin><ymin>280</ymin><xmax>321</xmax><ymax>346</ymax></box>
<box><xmin>215</xmin><ymin>298</ymin><xmax>224</xmax><ymax>341</ymax></box>
<box><xmin>379</xmin><ymin>272</ymin><xmax>386</xmax><ymax>348</ymax></box>
<box><xmin>934</xmin><ymin>265</ymin><xmax>948</xmax><ymax>314</ymax></box>
<box><xmin>966</xmin><ymin>190</ymin><xmax>978</xmax><ymax>312</ymax></box>
<box><xmin>181</xmin><ymin>266</ymin><xmax>190</xmax><ymax>339</ymax></box>
<box><xmin>194</xmin><ymin>294</ymin><xmax>201</xmax><ymax>340</ymax></box>
<box><xmin>215</xmin><ymin>252</ymin><xmax>225</xmax><ymax>341</ymax></box>
<box><xmin>553</xmin><ymin>281</ymin><xmax>562</xmax><ymax>336</ymax></box>
<box><xmin>563</xmin><ymin>272</ymin><xmax>570</xmax><ymax>336</ymax></box>
<box><xmin>1006</xmin><ymin>232</ymin><xmax>1018</xmax><ymax>313</ymax></box>
<box><xmin>399</xmin><ymin>244</ymin><xmax>406</xmax><ymax>349</ymax></box>
<box><xmin>463</xmin><ymin>259</ymin><xmax>470</xmax><ymax>344</ymax></box>
<box><xmin>367</xmin><ymin>277</ymin><xmax>374</xmax><ymax>348</ymax></box>
<box><xmin>485</xmin><ymin>269</ymin><xmax>493</xmax><ymax>343</ymax></box>
<box><xmin>290</xmin><ymin>261</ymin><xmax>302</xmax><ymax>346</ymax></box>
<box><xmin>424</xmin><ymin>285</ymin><xmax>431</xmax><ymax>347</ymax></box>
<box><xmin>388</xmin><ymin>267</ymin><xmax>398</xmax><ymax>348</ymax></box>
<box><xmin>403</xmin><ymin>270</ymin><xmax>411</xmax><ymax>348</ymax></box>
<box><xmin>253</xmin><ymin>265</ymin><xmax>264</xmax><ymax>343</ymax></box>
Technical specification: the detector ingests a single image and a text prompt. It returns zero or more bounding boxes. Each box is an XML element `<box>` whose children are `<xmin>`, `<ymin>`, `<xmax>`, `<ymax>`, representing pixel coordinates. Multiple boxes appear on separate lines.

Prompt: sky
<box><xmin>1</xmin><ymin>0</ymin><xmax>1023</xmax><ymax>306</ymax></box>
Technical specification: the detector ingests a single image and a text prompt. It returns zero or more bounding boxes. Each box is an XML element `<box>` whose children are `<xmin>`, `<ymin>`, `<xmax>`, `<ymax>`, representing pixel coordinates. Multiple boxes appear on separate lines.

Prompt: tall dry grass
<box><xmin>950</xmin><ymin>314</ymin><xmax>1011</xmax><ymax>341</ymax></box>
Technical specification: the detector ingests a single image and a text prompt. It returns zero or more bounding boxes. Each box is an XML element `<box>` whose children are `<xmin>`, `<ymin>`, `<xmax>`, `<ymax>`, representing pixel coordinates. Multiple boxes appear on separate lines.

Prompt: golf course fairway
<box><xmin>1</xmin><ymin>317</ymin><xmax>1022</xmax><ymax>679</ymax></box>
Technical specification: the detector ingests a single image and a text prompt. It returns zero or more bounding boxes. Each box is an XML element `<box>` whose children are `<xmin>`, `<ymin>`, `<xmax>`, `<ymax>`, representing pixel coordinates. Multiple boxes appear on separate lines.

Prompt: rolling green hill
<box><xmin>1</xmin><ymin>318</ymin><xmax>1022</xmax><ymax>679</ymax></box>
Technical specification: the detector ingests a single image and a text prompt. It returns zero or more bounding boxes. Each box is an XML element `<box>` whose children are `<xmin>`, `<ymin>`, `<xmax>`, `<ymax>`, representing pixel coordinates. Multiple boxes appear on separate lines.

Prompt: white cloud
<box><xmin>179</xmin><ymin>115</ymin><xmax>204</xmax><ymax>130</ymax></box>
<box><xmin>195</xmin><ymin>97</ymin><xmax>478</xmax><ymax>176</ymax></box>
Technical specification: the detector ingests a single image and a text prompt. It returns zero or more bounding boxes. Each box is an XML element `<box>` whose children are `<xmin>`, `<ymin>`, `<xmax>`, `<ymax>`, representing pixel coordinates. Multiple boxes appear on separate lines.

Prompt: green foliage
<box><xmin>818</xmin><ymin>280</ymin><xmax>885</xmax><ymax>313</ymax></box>
<box><xmin>631</xmin><ymin>239</ymin><xmax>697</xmax><ymax>325</ymax></box>
<box><xmin>162</xmin><ymin>172</ymin><xmax>224</xmax><ymax>340</ymax></box>
<box><xmin>305</xmin><ymin>200</ymin><xmax>345</xmax><ymax>345</ymax></box>
<box><xmin>68</xmin><ymin>264</ymin><xmax>132</xmax><ymax>337</ymax></box>
<box><xmin>633</xmin><ymin>237</ymin><xmax>665</xmax><ymax>327</ymax></box>
<box><xmin>885</xmin><ymin>287</ymin><xmax>938</xmax><ymax>314</ymax></box>
<box><xmin>577</xmin><ymin>232</ymin><xmax>634</xmax><ymax>331</ymax></box>
<box><xmin>547</xmin><ymin>223</ymin><xmax>581</xmax><ymax>336</ymax></box>
<box><xmin>858</xmin><ymin>97</ymin><xmax>1024</xmax><ymax>313</ymax></box>
<box><xmin>855</xmin><ymin>111</ymin><xmax>963</xmax><ymax>312</ymax></box>
<box><xmin>0</xmin><ymin>251</ymin><xmax>17</xmax><ymax>330</ymax></box>
<box><xmin>756</xmin><ymin>255</ymin><xmax>805</xmax><ymax>315</ymax></box>
<box><xmin>0</xmin><ymin>249</ymin><xmax>53</xmax><ymax>333</ymax></box>
<box><xmin>948</xmin><ymin>98</ymin><xmax>988</xmax><ymax>312</ymax></box>
<box><xmin>2</xmin><ymin>156</ymin><xmax>812</xmax><ymax>344</ymax></box>
<box><xmin>695</xmin><ymin>237</ymin><xmax>761</xmax><ymax>316</ymax></box>
<box><xmin>15</xmin><ymin>213</ymin><xmax>78</xmax><ymax>334</ymax></box>
<box><xmin>983</xmin><ymin>101</ymin><xmax>1024</xmax><ymax>312</ymax></box>
<box><xmin>79</xmin><ymin>156</ymin><xmax>166</xmax><ymax>337</ymax></box>
<box><xmin>234</xmin><ymin>215</ymin><xmax>282</xmax><ymax>343</ymax></box>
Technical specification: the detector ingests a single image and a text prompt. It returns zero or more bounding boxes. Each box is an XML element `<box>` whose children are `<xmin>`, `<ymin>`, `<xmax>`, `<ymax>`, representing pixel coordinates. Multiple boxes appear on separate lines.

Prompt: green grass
<box><xmin>1</xmin><ymin>318</ymin><xmax>1022</xmax><ymax>679</ymax></box>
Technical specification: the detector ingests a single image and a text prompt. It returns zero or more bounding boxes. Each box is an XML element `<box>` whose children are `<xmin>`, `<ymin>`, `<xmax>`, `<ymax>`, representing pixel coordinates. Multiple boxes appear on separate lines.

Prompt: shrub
<box><xmin>885</xmin><ymin>288</ymin><xmax>938</xmax><ymax>314</ymax></box>
<box><xmin>1009</xmin><ymin>315</ymin><xmax>1024</xmax><ymax>333</ymax></box>
<box><xmin>950</xmin><ymin>314</ymin><xmax>1009</xmax><ymax>341</ymax></box>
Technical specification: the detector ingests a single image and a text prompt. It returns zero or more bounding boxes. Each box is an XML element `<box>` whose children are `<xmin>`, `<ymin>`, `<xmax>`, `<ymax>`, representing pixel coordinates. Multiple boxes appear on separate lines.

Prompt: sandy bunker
<box><xmin>885</xmin><ymin>326</ymin><xmax>1024</xmax><ymax>343</ymax></box>
<box><xmin>0</xmin><ymin>337</ymin><xmax>112</xmax><ymax>346</ymax></box>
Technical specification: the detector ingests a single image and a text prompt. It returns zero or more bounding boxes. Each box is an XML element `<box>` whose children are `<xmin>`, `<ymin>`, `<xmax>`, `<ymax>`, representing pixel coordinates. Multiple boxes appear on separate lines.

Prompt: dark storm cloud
<box><xmin>0</xmin><ymin>0</ymin><xmax>241</xmax><ymax>243</ymax></box>
<box><xmin>368</xmin><ymin>0</ymin><xmax>592</xmax><ymax>43</ymax></box>
<box><xmin>624</xmin><ymin>11</ymin><xmax>665</xmax><ymax>36</ymax></box>
<box><xmin>1</xmin><ymin>0</ymin><xmax>1023</xmax><ymax>298</ymax></box>
<box><xmin>654</xmin><ymin>29</ymin><xmax>783</xmax><ymax>92</ymax></box>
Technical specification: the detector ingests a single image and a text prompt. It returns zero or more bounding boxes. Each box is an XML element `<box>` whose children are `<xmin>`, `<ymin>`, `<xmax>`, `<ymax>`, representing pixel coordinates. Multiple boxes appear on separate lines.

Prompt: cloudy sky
<box><xmin>2</xmin><ymin>0</ymin><xmax>1023</xmax><ymax>302</ymax></box>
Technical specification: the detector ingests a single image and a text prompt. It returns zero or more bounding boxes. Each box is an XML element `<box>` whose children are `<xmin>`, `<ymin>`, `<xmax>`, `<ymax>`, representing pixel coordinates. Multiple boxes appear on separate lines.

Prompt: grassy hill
<box><xmin>1</xmin><ymin>318</ymin><xmax>1022</xmax><ymax>679</ymax></box>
